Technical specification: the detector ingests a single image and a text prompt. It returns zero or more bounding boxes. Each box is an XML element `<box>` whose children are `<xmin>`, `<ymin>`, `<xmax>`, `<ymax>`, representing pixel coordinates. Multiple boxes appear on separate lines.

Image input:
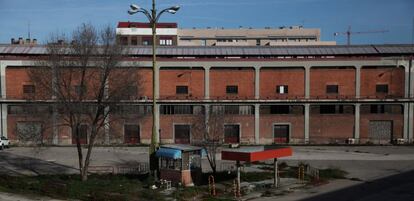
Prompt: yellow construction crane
<box><xmin>334</xmin><ymin>26</ymin><xmax>389</xmax><ymax>45</ymax></box>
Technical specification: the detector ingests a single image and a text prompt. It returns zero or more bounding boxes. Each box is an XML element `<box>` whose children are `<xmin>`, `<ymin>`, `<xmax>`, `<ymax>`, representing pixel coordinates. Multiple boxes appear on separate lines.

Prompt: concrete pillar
<box><xmin>305</xmin><ymin>66</ymin><xmax>310</xmax><ymax>99</ymax></box>
<box><xmin>205</xmin><ymin>104</ymin><xmax>210</xmax><ymax>134</ymax></box>
<box><xmin>409</xmin><ymin>103</ymin><xmax>414</xmax><ymax>143</ymax></box>
<box><xmin>254</xmin><ymin>66</ymin><xmax>260</xmax><ymax>99</ymax></box>
<box><xmin>410</xmin><ymin>59</ymin><xmax>414</xmax><ymax>98</ymax></box>
<box><xmin>354</xmin><ymin>104</ymin><xmax>360</xmax><ymax>143</ymax></box>
<box><xmin>355</xmin><ymin>66</ymin><xmax>361</xmax><ymax>99</ymax></box>
<box><xmin>304</xmin><ymin>104</ymin><xmax>310</xmax><ymax>143</ymax></box>
<box><xmin>0</xmin><ymin>61</ymin><xmax>15</xmax><ymax>138</ymax></box>
<box><xmin>254</xmin><ymin>104</ymin><xmax>260</xmax><ymax>144</ymax></box>
<box><xmin>204</xmin><ymin>66</ymin><xmax>210</xmax><ymax>99</ymax></box>
<box><xmin>404</xmin><ymin>103</ymin><xmax>409</xmax><ymax>141</ymax></box>
<box><xmin>404</xmin><ymin>63</ymin><xmax>410</xmax><ymax>98</ymax></box>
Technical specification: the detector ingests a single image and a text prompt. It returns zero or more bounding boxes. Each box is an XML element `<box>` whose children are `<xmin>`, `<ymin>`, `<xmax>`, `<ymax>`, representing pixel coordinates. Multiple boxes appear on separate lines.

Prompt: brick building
<box><xmin>0</xmin><ymin>44</ymin><xmax>413</xmax><ymax>145</ymax></box>
<box><xmin>116</xmin><ymin>22</ymin><xmax>336</xmax><ymax>46</ymax></box>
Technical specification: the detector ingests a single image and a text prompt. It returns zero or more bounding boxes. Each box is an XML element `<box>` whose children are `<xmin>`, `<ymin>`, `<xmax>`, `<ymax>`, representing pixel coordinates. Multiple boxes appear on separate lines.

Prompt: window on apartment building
<box><xmin>160</xmin><ymin>38</ymin><xmax>173</xmax><ymax>46</ymax></box>
<box><xmin>224</xmin><ymin>124</ymin><xmax>240</xmax><ymax>144</ymax></box>
<box><xmin>326</xmin><ymin>85</ymin><xmax>339</xmax><ymax>94</ymax></box>
<box><xmin>23</xmin><ymin>85</ymin><xmax>35</xmax><ymax>94</ymax></box>
<box><xmin>176</xmin><ymin>86</ymin><xmax>188</xmax><ymax>94</ymax></box>
<box><xmin>142</xmin><ymin>37</ymin><xmax>152</xmax><ymax>46</ymax></box>
<box><xmin>276</xmin><ymin>85</ymin><xmax>289</xmax><ymax>94</ymax></box>
<box><xmin>226</xmin><ymin>85</ymin><xmax>238</xmax><ymax>94</ymax></box>
<box><xmin>256</xmin><ymin>39</ymin><xmax>261</xmax><ymax>46</ymax></box>
<box><xmin>376</xmin><ymin>84</ymin><xmax>389</xmax><ymax>94</ymax></box>
<box><xmin>201</xmin><ymin>40</ymin><xmax>207</xmax><ymax>46</ymax></box>
<box><xmin>131</xmin><ymin>37</ymin><xmax>138</xmax><ymax>46</ymax></box>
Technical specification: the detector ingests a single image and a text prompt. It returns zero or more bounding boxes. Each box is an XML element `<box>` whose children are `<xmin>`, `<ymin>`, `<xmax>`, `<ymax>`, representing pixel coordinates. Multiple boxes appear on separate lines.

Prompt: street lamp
<box><xmin>128</xmin><ymin>1</ymin><xmax>180</xmax><ymax>176</ymax></box>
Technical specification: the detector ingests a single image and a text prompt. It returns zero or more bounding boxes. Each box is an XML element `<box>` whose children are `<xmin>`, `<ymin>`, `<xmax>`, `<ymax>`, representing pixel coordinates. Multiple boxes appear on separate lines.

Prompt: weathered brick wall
<box><xmin>260</xmin><ymin>68</ymin><xmax>305</xmax><ymax>99</ymax></box>
<box><xmin>360</xmin><ymin>67</ymin><xmax>405</xmax><ymax>98</ymax></box>
<box><xmin>210</xmin><ymin>68</ymin><xmax>255</xmax><ymax>99</ymax></box>
<box><xmin>310</xmin><ymin>68</ymin><xmax>356</xmax><ymax>98</ymax></box>
<box><xmin>160</xmin><ymin>68</ymin><xmax>205</xmax><ymax>99</ymax></box>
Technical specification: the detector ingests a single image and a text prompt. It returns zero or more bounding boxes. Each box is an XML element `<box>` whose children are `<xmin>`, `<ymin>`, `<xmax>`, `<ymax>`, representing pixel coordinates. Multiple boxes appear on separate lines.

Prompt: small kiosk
<box><xmin>156</xmin><ymin>144</ymin><xmax>202</xmax><ymax>186</ymax></box>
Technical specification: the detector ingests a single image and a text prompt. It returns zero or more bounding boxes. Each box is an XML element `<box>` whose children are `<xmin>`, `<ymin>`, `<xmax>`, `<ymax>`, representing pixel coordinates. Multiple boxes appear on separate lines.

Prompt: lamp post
<box><xmin>128</xmin><ymin>1</ymin><xmax>180</xmax><ymax>175</ymax></box>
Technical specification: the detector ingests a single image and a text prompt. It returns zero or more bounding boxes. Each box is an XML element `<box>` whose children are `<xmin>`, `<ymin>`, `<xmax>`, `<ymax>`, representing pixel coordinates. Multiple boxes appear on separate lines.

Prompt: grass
<box><xmin>0</xmin><ymin>174</ymin><xmax>164</xmax><ymax>201</ymax></box>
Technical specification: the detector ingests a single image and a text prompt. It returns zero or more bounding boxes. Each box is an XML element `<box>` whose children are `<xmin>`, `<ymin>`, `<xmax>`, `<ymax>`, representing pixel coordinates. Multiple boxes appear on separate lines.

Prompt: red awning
<box><xmin>221</xmin><ymin>146</ymin><xmax>292</xmax><ymax>162</ymax></box>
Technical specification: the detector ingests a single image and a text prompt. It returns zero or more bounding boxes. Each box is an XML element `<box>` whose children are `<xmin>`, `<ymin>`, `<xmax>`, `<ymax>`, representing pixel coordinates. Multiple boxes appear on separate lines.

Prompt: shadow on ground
<box><xmin>300</xmin><ymin>170</ymin><xmax>414</xmax><ymax>201</ymax></box>
<box><xmin>0</xmin><ymin>151</ymin><xmax>78</xmax><ymax>176</ymax></box>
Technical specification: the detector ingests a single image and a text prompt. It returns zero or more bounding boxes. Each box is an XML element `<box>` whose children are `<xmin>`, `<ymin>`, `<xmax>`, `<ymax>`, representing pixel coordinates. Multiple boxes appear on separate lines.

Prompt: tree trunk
<box><xmin>81</xmin><ymin>125</ymin><xmax>97</xmax><ymax>181</ymax></box>
<box><xmin>75</xmin><ymin>124</ymin><xmax>84</xmax><ymax>178</ymax></box>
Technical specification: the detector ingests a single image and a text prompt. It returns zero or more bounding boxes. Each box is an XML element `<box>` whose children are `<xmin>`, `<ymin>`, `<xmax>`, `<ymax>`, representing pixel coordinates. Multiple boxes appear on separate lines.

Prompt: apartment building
<box><xmin>116</xmin><ymin>22</ymin><xmax>336</xmax><ymax>46</ymax></box>
<box><xmin>0</xmin><ymin>44</ymin><xmax>413</xmax><ymax>145</ymax></box>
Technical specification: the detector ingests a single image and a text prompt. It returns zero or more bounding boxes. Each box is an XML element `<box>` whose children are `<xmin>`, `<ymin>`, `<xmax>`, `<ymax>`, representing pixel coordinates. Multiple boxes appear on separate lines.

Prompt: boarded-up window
<box><xmin>124</xmin><ymin>124</ymin><xmax>140</xmax><ymax>144</ymax></box>
<box><xmin>326</xmin><ymin>85</ymin><xmax>338</xmax><ymax>94</ymax></box>
<box><xmin>176</xmin><ymin>86</ymin><xmax>188</xmax><ymax>94</ymax></box>
<box><xmin>175</xmin><ymin>125</ymin><xmax>190</xmax><ymax>144</ymax></box>
<box><xmin>226</xmin><ymin>85</ymin><xmax>238</xmax><ymax>94</ymax></box>
<box><xmin>224</xmin><ymin>125</ymin><xmax>240</xmax><ymax>143</ymax></box>
<box><xmin>17</xmin><ymin>122</ymin><xmax>42</xmax><ymax>143</ymax></box>
<box><xmin>23</xmin><ymin>85</ymin><xmax>35</xmax><ymax>94</ymax></box>
<box><xmin>376</xmin><ymin>84</ymin><xmax>389</xmax><ymax>93</ymax></box>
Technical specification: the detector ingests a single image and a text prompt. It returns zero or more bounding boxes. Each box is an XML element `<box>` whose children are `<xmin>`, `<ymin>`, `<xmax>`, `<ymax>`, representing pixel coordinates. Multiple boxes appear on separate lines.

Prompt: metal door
<box><xmin>274</xmin><ymin>125</ymin><xmax>289</xmax><ymax>143</ymax></box>
<box><xmin>369</xmin><ymin>121</ymin><xmax>392</xmax><ymax>143</ymax></box>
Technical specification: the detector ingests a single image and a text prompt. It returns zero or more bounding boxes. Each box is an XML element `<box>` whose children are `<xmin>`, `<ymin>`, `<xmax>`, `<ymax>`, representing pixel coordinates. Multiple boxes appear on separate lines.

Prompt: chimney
<box><xmin>11</xmin><ymin>38</ymin><xmax>15</xmax><ymax>44</ymax></box>
<box><xmin>26</xmin><ymin>38</ymin><xmax>30</xmax><ymax>44</ymax></box>
<box><xmin>18</xmin><ymin>37</ymin><xmax>23</xmax><ymax>44</ymax></box>
<box><xmin>32</xmin><ymin>39</ymin><xmax>37</xmax><ymax>45</ymax></box>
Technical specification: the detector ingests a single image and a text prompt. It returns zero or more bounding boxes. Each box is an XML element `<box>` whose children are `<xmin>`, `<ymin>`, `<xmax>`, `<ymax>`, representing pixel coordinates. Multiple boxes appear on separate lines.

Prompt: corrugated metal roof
<box><xmin>0</xmin><ymin>44</ymin><xmax>413</xmax><ymax>56</ymax></box>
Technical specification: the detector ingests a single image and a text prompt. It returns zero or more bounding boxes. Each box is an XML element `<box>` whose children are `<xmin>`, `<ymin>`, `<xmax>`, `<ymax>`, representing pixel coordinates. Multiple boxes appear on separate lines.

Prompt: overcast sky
<box><xmin>0</xmin><ymin>0</ymin><xmax>413</xmax><ymax>45</ymax></box>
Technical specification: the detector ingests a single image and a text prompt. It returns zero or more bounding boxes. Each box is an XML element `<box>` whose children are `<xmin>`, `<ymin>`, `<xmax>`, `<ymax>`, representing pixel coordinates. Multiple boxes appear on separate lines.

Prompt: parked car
<box><xmin>0</xmin><ymin>136</ymin><xmax>9</xmax><ymax>150</ymax></box>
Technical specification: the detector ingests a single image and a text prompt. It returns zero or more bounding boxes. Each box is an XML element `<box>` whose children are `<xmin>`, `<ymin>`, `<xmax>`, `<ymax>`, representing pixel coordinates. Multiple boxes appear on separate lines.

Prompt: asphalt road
<box><xmin>0</xmin><ymin>145</ymin><xmax>414</xmax><ymax>201</ymax></box>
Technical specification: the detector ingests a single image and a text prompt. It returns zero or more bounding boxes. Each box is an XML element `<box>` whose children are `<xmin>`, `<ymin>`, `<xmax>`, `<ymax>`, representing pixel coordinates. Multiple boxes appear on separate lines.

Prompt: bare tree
<box><xmin>193</xmin><ymin>105</ymin><xmax>231</xmax><ymax>175</ymax></box>
<box><xmin>29</xmin><ymin>23</ymin><xmax>138</xmax><ymax>181</ymax></box>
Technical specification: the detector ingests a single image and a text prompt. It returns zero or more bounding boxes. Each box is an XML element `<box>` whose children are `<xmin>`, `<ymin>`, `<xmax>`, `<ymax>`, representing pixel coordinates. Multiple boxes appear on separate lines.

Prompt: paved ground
<box><xmin>0</xmin><ymin>145</ymin><xmax>414</xmax><ymax>200</ymax></box>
